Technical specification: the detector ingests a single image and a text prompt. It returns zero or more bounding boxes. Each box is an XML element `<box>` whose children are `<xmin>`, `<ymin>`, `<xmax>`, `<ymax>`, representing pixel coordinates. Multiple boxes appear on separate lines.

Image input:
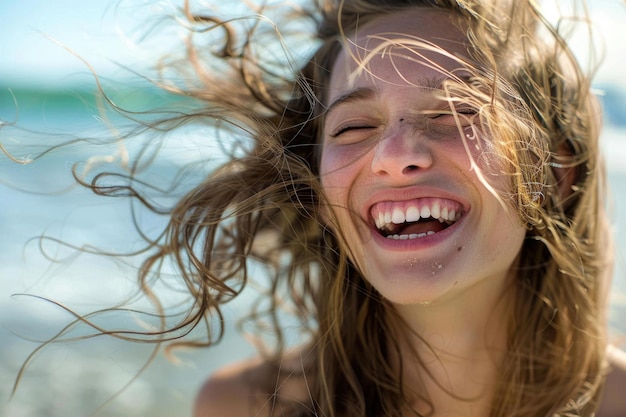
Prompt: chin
<box><xmin>366</xmin><ymin>267</ymin><xmax>461</xmax><ymax>306</ymax></box>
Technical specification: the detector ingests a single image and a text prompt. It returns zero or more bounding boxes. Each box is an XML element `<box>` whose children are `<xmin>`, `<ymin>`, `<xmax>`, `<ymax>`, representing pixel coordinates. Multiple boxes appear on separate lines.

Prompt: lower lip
<box><xmin>369</xmin><ymin>217</ymin><xmax>463</xmax><ymax>251</ymax></box>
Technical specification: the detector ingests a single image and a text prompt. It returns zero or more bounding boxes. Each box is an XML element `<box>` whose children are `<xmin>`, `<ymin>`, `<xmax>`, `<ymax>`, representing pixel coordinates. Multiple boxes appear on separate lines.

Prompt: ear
<box><xmin>551</xmin><ymin>140</ymin><xmax>577</xmax><ymax>201</ymax></box>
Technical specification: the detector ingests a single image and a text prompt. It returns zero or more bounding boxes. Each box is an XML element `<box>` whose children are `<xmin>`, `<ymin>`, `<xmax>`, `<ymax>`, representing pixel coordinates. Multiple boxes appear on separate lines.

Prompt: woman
<box><xmin>162</xmin><ymin>0</ymin><xmax>625</xmax><ymax>416</ymax></box>
<box><xmin>14</xmin><ymin>0</ymin><xmax>625</xmax><ymax>416</ymax></box>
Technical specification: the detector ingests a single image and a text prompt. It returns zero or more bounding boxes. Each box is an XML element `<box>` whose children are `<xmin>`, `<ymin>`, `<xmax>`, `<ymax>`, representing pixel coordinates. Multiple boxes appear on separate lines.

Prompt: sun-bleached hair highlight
<box><xmin>13</xmin><ymin>1</ymin><xmax>611</xmax><ymax>416</ymax></box>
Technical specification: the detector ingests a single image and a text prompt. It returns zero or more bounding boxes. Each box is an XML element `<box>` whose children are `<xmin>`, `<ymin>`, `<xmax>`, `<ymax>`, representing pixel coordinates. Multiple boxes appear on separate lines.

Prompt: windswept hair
<box><xmin>18</xmin><ymin>0</ymin><xmax>611</xmax><ymax>416</ymax></box>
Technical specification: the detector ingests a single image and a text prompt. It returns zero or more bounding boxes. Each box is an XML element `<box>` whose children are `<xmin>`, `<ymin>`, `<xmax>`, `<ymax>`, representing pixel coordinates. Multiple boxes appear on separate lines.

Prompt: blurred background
<box><xmin>1</xmin><ymin>1</ymin><xmax>625</xmax><ymax>416</ymax></box>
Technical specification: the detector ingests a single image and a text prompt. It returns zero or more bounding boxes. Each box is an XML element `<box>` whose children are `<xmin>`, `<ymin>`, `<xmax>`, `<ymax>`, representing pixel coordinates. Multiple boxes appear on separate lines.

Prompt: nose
<box><xmin>370</xmin><ymin>127</ymin><xmax>433</xmax><ymax>180</ymax></box>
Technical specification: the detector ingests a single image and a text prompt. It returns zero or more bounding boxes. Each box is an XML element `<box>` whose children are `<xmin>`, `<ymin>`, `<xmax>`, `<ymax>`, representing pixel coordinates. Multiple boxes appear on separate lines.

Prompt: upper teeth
<box><xmin>373</xmin><ymin>200</ymin><xmax>461</xmax><ymax>230</ymax></box>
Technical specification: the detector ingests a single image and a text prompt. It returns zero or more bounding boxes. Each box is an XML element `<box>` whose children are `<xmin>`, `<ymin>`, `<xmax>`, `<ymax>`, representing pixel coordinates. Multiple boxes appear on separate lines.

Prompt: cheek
<box><xmin>319</xmin><ymin>145</ymin><xmax>366</xmax><ymax>196</ymax></box>
<box><xmin>463</xmin><ymin>131</ymin><xmax>515</xmax><ymax>195</ymax></box>
<box><xmin>319</xmin><ymin>149</ymin><xmax>349</xmax><ymax>227</ymax></box>
<box><xmin>319</xmin><ymin>146</ymin><xmax>370</xmax><ymax>236</ymax></box>
<box><xmin>319</xmin><ymin>152</ymin><xmax>341</xmax><ymax>200</ymax></box>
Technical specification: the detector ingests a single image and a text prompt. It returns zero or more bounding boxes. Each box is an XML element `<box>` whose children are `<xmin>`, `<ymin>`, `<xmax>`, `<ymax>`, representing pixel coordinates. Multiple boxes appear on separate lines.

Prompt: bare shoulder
<box><xmin>193</xmin><ymin>351</ymin><xmax>312</xmax><ymax>417</ymax></box>
<box><xmin>193</xmin><ymin>357</ymin><xmax>261</xmax><ymax>417</ymax></box>
<box><xmin>596</xmin><ymin>345</ymin><xmax>626</xmax><ymax>417</ymax></box>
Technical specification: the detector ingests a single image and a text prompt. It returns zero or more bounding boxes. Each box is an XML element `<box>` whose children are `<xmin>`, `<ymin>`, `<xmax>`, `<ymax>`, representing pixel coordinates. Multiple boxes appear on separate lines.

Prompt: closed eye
<box><xmin>430</xmin><ymin>108</ymin><xmax>477</xmax><ymax>126</ymax></box>
<box><xmin>329</xmin><ymin>124</ymin><xmax>376</xmax><ymax>138</ymax></box>
<box><xmin>432</xmin><ymin>108</ymin><xmax>477</xmax><ymax>118</ymax></box>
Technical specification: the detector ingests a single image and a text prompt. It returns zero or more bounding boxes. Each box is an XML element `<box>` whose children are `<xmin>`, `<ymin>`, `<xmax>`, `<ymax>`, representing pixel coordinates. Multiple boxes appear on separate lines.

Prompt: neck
<box><xmin>390</xmin><ymin>273</ymin><xmax>515</xmax><ymax>416</ymax></box>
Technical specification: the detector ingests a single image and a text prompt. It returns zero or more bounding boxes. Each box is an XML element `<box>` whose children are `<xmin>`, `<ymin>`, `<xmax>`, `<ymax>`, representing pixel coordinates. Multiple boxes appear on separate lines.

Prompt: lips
<box><xmin>370</xmin><ymin>197</ymin><xmax>464</xmax><ymax>240</ymax></box>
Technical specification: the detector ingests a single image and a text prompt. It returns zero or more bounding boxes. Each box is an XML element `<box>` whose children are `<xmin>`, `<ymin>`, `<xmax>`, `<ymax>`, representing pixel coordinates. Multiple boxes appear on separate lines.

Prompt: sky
<box><xmin>1</xmin><ymin>0</ymin><xmax>626</xmax><ymax>89</ymax></box>
<box><xmin>0</xmin><ymin>0</ymin><xmax>165</xmax><ymax>88</ymax></box>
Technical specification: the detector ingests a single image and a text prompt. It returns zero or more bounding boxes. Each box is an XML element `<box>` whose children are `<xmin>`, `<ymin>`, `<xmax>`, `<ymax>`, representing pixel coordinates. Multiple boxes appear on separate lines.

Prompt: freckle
<box><xmin>457</xmin><ymin>246</ymin><xmax>463</xmax><ymax>252</ymax></box>
<box><xmin>399</xmin><ymin>118</ymin><xmax>404</xmax><ymax>122</ymax></box>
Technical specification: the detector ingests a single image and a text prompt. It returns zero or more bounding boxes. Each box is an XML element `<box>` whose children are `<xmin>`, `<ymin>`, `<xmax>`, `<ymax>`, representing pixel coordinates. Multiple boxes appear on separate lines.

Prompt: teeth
<box><xmin>431</xmin><ymin>202</ymin><xmax>440</xmax><ymax>219</ymax></box>
<box><xmin>373</xmin><ymin>201</ymin><xmax>462</xmax><ymax>233</ymax></box>
<box><xmin>405</xmin><ymin>206</ymin><xmax>420</xmax><ymax>222</ymax></box>
<box><xmin>391</xmin><ymin>207</ymin><xmax>405</xmax><ymax>224</ymax></box>
<box><xmin>387</xmin><ymin>231</ymin><xmax>436</xmax><ymax>240</ymax></box>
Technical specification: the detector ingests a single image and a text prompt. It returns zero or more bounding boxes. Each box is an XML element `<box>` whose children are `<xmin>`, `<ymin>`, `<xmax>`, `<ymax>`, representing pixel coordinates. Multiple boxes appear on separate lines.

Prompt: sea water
<box><xmin>1</xmin><ymin>85</ymin><xmax>624</xmax><ymax>417</ymax></box>
<box><xmin>0</xmin><ymin>86</ymin><xmax>262</xmax><ymax>417</ymax></box>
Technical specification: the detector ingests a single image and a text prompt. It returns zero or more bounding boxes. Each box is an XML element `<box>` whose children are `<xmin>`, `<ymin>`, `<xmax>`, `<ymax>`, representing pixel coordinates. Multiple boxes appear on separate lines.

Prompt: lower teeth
<box><xmin>387</xmin><ymin>231</ymin><xmax>436</xmax><ymax>240</ymax></box>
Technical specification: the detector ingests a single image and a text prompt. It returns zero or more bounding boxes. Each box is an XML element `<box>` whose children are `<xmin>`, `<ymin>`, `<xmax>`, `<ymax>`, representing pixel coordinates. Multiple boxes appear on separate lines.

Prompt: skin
<box><xmin>318</xmin><ymin>8</ymin><xmax>525</xmax><ymax>415</ymax></box>
<box><xmin>194</xmin><ymin>7</ymin><xmax>626</xmax><ymax>417</ymax></box>
<box><xmin>320</xmin><ymin>9</ymin><xmax>527</xmax><ymax>306</ymax></box>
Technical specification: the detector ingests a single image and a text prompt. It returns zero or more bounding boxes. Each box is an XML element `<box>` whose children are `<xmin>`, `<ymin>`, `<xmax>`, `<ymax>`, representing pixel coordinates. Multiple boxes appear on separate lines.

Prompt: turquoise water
<box><xmin>1</xmin><ymin>86</ymin><xmax>625</xmax><ymax>417</ymax></box>
<box><xmin>0</xmin><ymin>86</ymin><xmax>257</xmax><ymax>417</ymax></box>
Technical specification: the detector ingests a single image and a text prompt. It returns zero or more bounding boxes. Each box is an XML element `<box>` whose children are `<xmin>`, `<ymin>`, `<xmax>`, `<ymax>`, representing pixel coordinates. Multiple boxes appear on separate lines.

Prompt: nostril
<box><xmin>405</xmin><ymin>165</ymin><xmax>419</xmax><ymax>172</ymax></box>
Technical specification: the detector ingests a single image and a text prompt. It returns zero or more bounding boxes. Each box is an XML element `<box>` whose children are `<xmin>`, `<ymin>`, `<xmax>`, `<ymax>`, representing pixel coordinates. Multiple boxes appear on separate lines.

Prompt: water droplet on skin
<box><xmin>401</xmin><ymin>258</ymin><xmax>419</xmax><ymax>270</ymax></box>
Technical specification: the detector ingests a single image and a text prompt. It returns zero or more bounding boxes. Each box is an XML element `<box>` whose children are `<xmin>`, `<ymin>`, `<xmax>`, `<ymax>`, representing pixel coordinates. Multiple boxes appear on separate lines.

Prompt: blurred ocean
<box><xmin>0</xmin><ymin>86</ymin><xmax>261</xmax><ymax>417</ymax></box>
<box><xmin>1</xmin><ymin>84</ymin><xmax>625</xmax><ymax>417</ymax></box>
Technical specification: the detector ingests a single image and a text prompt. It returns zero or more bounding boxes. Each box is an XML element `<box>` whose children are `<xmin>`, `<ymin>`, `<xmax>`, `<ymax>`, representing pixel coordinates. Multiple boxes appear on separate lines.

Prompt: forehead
<box><xmin>329</xmin><ymin>7</ymin><xmax>472</xmax><ymax>100</ymax></box>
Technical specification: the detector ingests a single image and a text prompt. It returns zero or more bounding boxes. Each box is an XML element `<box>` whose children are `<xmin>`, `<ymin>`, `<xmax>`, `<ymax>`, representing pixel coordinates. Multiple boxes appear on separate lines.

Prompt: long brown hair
<box><xmin>17</xmin><ymin>0</ymin><xmax>611</xmax><ymax>416</ymax></box>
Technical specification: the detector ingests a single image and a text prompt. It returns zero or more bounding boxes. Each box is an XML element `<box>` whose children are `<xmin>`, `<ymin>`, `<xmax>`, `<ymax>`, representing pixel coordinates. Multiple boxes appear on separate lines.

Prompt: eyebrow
<box><xmin>326</xmin><ymin>87</ymin><xmax>378</xmax><ymax>116</ymax></box>
<box><xmin>325</xmin><ymin>74</ymin><xmax>473</xmax><ymax>116</ymax></box>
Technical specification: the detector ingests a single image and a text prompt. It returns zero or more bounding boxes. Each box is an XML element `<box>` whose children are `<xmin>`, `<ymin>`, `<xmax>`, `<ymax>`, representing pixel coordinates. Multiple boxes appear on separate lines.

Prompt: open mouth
<box><xmin>371</xmin><ymin>198</ymin><xmax>463</xmax><ymax>240</ymax></box>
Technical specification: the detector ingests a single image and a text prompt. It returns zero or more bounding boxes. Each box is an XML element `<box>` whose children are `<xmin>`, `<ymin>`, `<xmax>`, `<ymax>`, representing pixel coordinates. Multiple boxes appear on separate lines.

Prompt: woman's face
<box><xmin>319</xmin><ymin>7</ymin><xmax>527</xmax><ymax>305</ymax></box>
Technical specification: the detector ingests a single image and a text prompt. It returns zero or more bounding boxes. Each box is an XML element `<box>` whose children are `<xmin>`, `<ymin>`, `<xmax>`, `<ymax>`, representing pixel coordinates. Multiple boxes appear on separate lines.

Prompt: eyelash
<box><xmin>329</xmin><ymin>108</ymin><xmax>477</xmax><ymax>137</ymax></box>
<box><xmin>330</xmin><ymin>124</ymin><xmax>375</xmax><ymax>138</ymax></box>
<box><xmin>433</xmin><ymin>108</ymin><xmax>477</xmax><ymax>118</ymax></box>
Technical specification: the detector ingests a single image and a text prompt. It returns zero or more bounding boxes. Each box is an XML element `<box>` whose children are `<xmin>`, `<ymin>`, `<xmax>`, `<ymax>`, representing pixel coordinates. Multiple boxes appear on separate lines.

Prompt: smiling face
<box><xmin>319</xmin><ymin>7</ymin><xmax>527</xmax><ymax>305</ymax></box>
